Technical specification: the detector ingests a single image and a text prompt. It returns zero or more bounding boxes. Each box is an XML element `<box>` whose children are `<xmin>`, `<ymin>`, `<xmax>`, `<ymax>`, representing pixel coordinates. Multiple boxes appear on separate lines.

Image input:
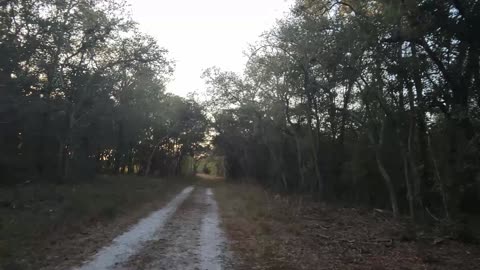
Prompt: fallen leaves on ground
<box><xmin>215</xmin><ymin>183</ymin><xmax>480</xmax><ymax>270</ymax></box>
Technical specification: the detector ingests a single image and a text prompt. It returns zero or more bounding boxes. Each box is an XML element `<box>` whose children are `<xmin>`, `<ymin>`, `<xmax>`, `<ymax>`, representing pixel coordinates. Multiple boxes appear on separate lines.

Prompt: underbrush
<box><xmin>0</xmin><ymin>175</ymin><xmax>192</xmax><ymax>269</ymax></box>
<box><xmin>215</xmin><ymin>183</ymin><xmax>480</xmax><ymax>270</ymax></box>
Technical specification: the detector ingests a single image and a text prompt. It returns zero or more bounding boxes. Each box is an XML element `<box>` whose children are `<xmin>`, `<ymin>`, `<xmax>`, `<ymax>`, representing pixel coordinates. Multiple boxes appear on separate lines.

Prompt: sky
<box><xmin>127</xmin><ymin>0</ymin><xmax>293</xmax><ymax>97</ymax></box>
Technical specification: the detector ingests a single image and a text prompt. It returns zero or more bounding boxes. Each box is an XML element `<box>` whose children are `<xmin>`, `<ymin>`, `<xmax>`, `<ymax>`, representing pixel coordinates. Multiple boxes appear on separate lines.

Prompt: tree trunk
<box><xmin>128</xmin><ymin>152</ymin><xmax>134</xmax><ymax>174</ymax></box>
<box><xmin>145</xmin><ymin>136</ymin><xmax>167</xmax><ymax>176</ymax></box>
<box><xmin>410</xmin><ymin>43</ymin><xmax>431</xmax><ymax>215</ymax></box>
<box><xmin>56</xmin><ymin>140</ymin><xmax>66</xmax><ymax>182</ymax></box>
<box><xmin>294</xmin><ymin>133</ymin><xmax>305</xmax><ymax>191</ymax></box>
<box><xmin>375</xmin><ymin>150</ymin><xmax>399</xmax><ymax>218</ymax></box>
<box><xmin>404</xmin><ymin>78</ymin><xmax>425</xmax><ymax>222</ymax></box>
<box><xmin>368</xmin><ymin>119</ymin><xmax>399</xmax><ymax>218</ymax></box>
<box><xmin>303</xmin><ymin>65</ymin><xmax>324</xmax><ymax>197</ymax></box>
<box><xmin>114</xmin><ymin>120</ymin><xmax>124</xmax><ymax>175</ymax></box>
<box><xmin>402</xmin><ymin>141</ymin><xmax>415</xmax><ymax>219</ymax></box>
<box><xmin>428</xmin><ymin>134</ymin><xmax>451</xmax><ymax>220</ymax></box>
<box><xmin>339</xmin><ymin>81</ymin><xmax>353</xmax><ymax>147</ymax></box>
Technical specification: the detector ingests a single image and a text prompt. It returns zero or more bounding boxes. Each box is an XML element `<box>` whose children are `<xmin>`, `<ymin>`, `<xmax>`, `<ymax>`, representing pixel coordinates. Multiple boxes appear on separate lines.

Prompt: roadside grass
<box><xmin>215</xmin><ymin>182</ymin><xmax>480</xmax><ymax>270</ymax></box>
<box><xmin>0</xmin><ymin>175</ymin><xmax>194</xmax><ymax>270</ymax></box>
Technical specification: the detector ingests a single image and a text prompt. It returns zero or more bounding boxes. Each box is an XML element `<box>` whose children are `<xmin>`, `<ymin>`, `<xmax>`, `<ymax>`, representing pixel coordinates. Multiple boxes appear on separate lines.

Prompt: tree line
<box><xmin>205</xmin><ymin>0</ymin><xmax>480</xmax><ymax>223</ymax></box>
<box><xmin>0</xmin><ymin>0</ymin><xmax>207</xmax><ymax>183</ymax></box>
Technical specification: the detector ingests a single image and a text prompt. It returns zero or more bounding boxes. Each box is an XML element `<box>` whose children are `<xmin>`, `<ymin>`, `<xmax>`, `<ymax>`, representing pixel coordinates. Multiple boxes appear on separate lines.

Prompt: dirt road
<box><xmin>74</xmin><ymin>186</ymin><xmax>231</xmax><ymax>270</ymax></box>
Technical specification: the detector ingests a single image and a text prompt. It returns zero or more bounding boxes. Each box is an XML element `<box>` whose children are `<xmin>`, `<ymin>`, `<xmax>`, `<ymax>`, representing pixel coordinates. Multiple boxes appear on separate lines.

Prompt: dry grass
<box><xmin>0</xmin><ymin>175</ymin><xmax>194</xmax><ymax>270</ymax></box>
<box><xmin>215</xmin><ymin>182</ymin><xmax>480</xmax><ymax>270</ymax></box>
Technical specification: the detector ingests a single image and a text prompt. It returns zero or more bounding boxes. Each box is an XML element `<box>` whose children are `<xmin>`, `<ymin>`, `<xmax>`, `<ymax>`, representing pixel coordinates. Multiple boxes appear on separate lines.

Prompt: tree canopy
<box><xmin>205</xmin><ymin>0</ymin><xmax>480</xmax><ymax>222</ymax></box>
<box><xmin>2</xmin><ymin>0</ymin><xmax>479</xmax><ymax>225</ymax></box>
<box><xmin>0</xmin><ymin>0</ymin><xmax>207</xmax><ymax>182</ymax></box>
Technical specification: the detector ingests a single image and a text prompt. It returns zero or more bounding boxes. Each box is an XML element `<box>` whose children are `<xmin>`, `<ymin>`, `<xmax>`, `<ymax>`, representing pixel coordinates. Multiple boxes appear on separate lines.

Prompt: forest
<box><xmin>2</xmin><ymin>0</ymin><xmax>480</xmax><ymax>269</ymax></box>
<box><xmin>205</xmin><ymin>0</ymin><xmax>480</xmax><ymax>225</ymax></box>
<box><xmin>1</xmin><ymin>0</ymin><xmax>480</xmax><ymax>262</ymax></box>
<box><xmin>0</xmin><ymin>0</ymin><xmax>207</xmax><ymax>182</ymax></box>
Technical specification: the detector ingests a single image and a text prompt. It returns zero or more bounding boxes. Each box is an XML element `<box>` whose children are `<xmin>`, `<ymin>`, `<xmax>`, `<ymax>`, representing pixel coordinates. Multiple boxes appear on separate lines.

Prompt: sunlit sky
<box><xmin>127</xmin><ymin>0</ymin><xmax>293</xmax><ymax>97</ymax></box>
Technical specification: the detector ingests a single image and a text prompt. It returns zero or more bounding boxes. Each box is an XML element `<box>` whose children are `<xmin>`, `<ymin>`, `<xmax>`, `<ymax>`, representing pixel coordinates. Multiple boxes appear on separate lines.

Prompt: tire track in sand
<box><xmin>74</xmin><ymin>186</ymin><xmax>195</xmax><ymax>270</ymax></box>
<box><xmin>121</xmin><ymin>187</ymin><xmax>231</xmax><ymax>270</ymax></box>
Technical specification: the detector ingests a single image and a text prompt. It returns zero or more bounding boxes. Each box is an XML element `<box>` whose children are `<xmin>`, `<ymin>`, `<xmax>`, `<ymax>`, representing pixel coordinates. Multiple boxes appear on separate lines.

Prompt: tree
<box><xmin>0</xmin><ymin>0</ymin><xmax>205</xmax><ymax>183</ymax></box>
<box><xmin>205</xmin><ymin>0</ymin><xmax>480</xmax><ymax>223</ymax></box>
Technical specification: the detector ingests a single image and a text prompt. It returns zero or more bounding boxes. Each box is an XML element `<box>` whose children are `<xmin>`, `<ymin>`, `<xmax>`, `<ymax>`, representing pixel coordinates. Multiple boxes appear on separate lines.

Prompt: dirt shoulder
<box><xmin>215</xmin><ymin>182</ymin><xmax>480</xmax><ymax>270</ymax></box>
<box><xmin>0</xmin><ymin>175</ymin><xmax>193</xmax><ymax>270</ymax></box>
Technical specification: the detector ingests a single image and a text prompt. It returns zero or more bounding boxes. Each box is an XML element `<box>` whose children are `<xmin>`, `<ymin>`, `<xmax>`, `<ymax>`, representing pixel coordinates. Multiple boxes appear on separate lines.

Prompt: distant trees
<box><xmin>206</xmin><ymin>0</ymin><xmax>480</xmax><ymax>222</ymax></box>
<box><xmin>0</xmin><ymin>0</ymin><xmax>207</xmax><ymax>182</ymax></box>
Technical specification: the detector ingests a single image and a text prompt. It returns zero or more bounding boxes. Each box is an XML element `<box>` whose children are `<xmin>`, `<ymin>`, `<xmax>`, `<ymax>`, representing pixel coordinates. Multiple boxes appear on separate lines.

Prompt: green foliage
<box><xmin>205</xmin><ymin>0</ymin><xmax>480</xmax><ymax>223</ymax></box>
<box><xmin>196</xmin><ymin>156</ymin><xmax>225</xmax><ymax>176</ymax></box>
<box><xmin>0</xmin><ymin>0</ymin><xmax>207</xmax><ymax>181</ymax></box>
<box><xmin>179</xmin><ymin>155</ymin><xmax>196</xmax><ymax>176</ymax></box>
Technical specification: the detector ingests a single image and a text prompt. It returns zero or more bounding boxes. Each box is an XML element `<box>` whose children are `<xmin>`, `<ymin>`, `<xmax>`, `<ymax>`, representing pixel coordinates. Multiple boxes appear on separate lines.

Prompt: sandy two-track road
<box><xmin>73</xmin><ymin>186</ymin><xmax>231</xmax><ymax>270</ymax></box>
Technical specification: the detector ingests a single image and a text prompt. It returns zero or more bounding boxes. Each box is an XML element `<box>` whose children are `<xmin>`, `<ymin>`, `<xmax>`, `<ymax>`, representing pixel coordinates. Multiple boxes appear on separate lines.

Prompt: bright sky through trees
<box><xmin>127</xmin><ymin>0</ymin><xmax>293</xmax><ymax>97</ymax></box>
